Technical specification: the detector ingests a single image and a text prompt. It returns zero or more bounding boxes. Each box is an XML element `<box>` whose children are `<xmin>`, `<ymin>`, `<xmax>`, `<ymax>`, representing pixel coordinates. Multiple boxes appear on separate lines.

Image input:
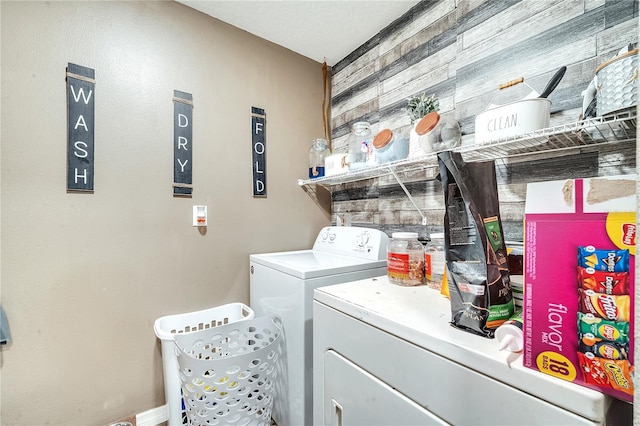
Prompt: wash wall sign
<box><xmin>66</xmin><ymin>63</ymin><xmax>95</xmax><ymax>192</ymax></box>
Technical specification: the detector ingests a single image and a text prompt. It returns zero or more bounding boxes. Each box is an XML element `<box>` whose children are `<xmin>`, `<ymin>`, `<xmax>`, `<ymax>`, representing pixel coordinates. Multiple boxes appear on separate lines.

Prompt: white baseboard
<box><xmin>136</xmin><ymin>405</ymin><xmax>168</xmax><ymax>426</ymax></box>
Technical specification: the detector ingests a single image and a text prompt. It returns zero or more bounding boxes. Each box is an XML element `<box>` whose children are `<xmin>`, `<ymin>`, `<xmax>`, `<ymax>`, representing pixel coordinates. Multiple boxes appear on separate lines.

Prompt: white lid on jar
<box><xmin>391</xmin><ymin>232</ymin><xmax>419</xmax><ymax>239</ymax></box>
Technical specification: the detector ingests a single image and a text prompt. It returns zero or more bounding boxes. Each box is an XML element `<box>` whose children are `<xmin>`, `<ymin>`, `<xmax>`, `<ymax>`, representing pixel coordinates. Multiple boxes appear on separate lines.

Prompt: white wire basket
<box><xmin>173</xmin><ymin>314</ymin><xmax>286</xmax><ymax>426</ymax></box>
<box><xmin>154</xmin><ymin>303</ymin><xmax>255</xmax><ymax>425</ymax></box>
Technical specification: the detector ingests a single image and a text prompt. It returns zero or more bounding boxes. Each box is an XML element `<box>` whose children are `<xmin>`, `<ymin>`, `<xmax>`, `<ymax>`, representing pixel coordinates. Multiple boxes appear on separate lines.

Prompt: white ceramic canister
<box><xmin>414</xmin><ymin>111</ymin><xmax>461</xmax><ymax>153</ymax></box>
<box><xmin>408</xmin><ymin>128</ymin><xmax>422</xmax><ymax>159</ymax></box>
<box><xmin>372</xmin><ymin>129</ymin><xmax>409</xmax><ymax>163</ymax></box>
<box><xmin>475</xmin><ymin>98</ymin><xmax>550</xmax><ymax>144</ymax></box>
<box><xmin>387</xmin><ymin>232</ymin><xmax>424</xmax><ymax>286</ymax></box>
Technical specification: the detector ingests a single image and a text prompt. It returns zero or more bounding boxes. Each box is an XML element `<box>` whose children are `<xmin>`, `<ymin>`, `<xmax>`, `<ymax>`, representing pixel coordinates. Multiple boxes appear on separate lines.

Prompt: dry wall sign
<box><xmin>251</xmin><ymin>107</ymin><xmax>267</xmax><ymax>197</ymax></box>
<box><xmin>66</xmin><ymin>63</ymin><xmax>95</xmax><ymax>192</ymax></box>
<box><xmin>173</xmin><ymin>90</ymin><xmax>193</xmax><ymax>197</ymax></box>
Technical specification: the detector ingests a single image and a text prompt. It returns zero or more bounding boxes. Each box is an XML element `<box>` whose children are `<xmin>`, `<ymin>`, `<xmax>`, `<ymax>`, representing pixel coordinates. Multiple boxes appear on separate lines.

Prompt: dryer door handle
<box><xmin>331</xmin><ymin>398</ymin><xmax>343</xmax><ymax>426</ymax></box>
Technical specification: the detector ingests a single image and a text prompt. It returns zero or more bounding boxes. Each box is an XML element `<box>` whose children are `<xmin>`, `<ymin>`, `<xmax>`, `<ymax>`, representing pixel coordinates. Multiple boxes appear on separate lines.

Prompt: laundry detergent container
<box><xmin>154</xmin><ymin>303</ymin><xmax>254</xmax><ymax>425</ymax></box>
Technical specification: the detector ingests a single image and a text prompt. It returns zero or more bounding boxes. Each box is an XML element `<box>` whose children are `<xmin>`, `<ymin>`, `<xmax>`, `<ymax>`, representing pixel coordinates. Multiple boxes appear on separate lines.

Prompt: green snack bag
<box><xmin>578</xmin><ymin>312</ymin><xmax>629</xmax><ymax>344</ymax></box>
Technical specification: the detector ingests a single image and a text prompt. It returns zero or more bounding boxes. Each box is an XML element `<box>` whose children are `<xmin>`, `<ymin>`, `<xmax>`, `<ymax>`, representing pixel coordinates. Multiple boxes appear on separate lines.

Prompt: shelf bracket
<box><xmin>388</xmin><ymin>167</ymin><xmax>427</xmax><ymax>225</ymax></box>
<box><xmin>300</xmin><ymin>183</ymin><xmax>332</xmax><ymax>217</ymax></box>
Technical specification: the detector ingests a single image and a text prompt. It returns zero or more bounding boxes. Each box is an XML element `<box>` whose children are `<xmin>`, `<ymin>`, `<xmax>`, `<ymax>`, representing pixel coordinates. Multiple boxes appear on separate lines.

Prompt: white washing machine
<box><xmin>250</xmin><ymin>226</ymin><xmax>389</xmax><ymax>426</ymax></box>
<box><xmin>313</xmin><ymin>277</ymin><xmax>632</xmax><ymax>425</ymax></box>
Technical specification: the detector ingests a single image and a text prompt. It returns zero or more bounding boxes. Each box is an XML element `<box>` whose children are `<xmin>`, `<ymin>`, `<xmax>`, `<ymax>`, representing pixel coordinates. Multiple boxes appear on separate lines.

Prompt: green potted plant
<box><xmin>406</xmin><ymin>93</ymin><xmax>439</xmax><ymax>123</ymax></box>
<box><xmin>406</xmin><ymin>93</ymin><xmax>439</xmax><ymax>156</ymax></box>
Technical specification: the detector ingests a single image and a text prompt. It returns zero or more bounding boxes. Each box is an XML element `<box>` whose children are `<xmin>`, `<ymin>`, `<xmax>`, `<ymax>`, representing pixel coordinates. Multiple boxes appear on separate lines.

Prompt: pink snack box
<box><xmin>524</xmin><ymin>175</ymin><xmax>636</xmax><ymax>402</ymax></box>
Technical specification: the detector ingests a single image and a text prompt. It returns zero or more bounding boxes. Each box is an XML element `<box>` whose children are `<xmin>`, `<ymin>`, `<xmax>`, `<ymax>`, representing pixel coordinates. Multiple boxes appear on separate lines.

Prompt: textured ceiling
<box><xmin>177</xmin><ymin>0</ymin><xmax>421</xmax><ymax>66</ymax></box>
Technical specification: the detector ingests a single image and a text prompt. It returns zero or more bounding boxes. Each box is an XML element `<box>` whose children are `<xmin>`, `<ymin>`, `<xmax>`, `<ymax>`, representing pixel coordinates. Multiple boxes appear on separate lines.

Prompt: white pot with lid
<box><xmin>475</xmin><ymin>78</ymin><xmax>551</xmax><ymax>144</ymax></box>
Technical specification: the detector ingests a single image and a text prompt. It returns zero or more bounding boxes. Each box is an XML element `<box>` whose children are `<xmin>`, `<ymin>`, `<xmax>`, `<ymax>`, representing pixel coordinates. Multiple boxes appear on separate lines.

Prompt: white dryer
<box><xmin>313</xmin><ymin>277</ymin><xmax>631</xmax><ymax>425</ymax></box>
<box><xmin>250</xmin><ymin>226</ymin><xmax>389</xmax><ymax>426</ymax></box>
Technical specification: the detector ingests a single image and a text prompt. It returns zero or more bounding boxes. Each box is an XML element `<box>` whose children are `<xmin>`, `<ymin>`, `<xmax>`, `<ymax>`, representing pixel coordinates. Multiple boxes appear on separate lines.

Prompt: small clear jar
<box><xmin>347</xmin><ymin>121</ymin><xmax>373</xmax><ymax>170</ymax></box>
<box><xmin>415</xmin><ymin>111</ymin><xmax>461</xmax><ymax>153</ymax></box>
<box><xmin>372</xmin><ymin>129</ymin><xmax>409</xmax><ymax>164</ymax></box>
<box><xmin>387</xmin><ymin>232</ymin><xmax>425</xmax><ymax>286</ymax></box>
<box><xmin>425</xmin><ymin>233</ymin><xmax>446</xmax><ymax>290</ymax></box>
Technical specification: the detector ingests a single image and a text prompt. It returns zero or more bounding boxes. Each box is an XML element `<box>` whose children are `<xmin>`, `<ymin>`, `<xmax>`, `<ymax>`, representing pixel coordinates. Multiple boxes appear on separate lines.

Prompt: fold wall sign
<box><xmin>173</xmin><ymin>91</ymin><xmax>193</xmax><ymax>197</ymax></box>
<box><xmin>66</xmin><ymin>63</ymin><xmax>95</xmax><ymax>192</ymax></box>
<box><xmin>252</xmin><ymin>107</ymin><xmax>267</xmax><ymax>198</ymax></box>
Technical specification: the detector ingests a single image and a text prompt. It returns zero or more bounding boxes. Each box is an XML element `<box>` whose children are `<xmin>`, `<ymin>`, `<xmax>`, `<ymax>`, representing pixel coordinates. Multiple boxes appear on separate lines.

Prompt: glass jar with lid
<box><xmin>387</xmin><ymin>232</ymin><xmax>425</xmax><ymax>286</ymax></box>
<box><xmin>347</xmin><ymin>121</ymin><xmax>373</xmax><ymax>170</ymax></box>
<box><xmin>414</xmin><ymin>111</ymin><xmax>461</xmax><ymax>153</ymax></box>
<box><xmin>308</xmin><ymin>138</ymin><xmax>330</xmax><ymax>178</ymax></box>
<box><xmin>373</xmin><ymin>129</ymin><xmax>409</xmax><ymax>164</ymax></box>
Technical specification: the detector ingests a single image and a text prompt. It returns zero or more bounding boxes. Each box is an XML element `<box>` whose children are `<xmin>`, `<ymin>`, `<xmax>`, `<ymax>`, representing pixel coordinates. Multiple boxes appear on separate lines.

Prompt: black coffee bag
<box><xmin>438</xmin><ymin>151</ymin><xmax>514</xmax><ymax>338</ymax></box>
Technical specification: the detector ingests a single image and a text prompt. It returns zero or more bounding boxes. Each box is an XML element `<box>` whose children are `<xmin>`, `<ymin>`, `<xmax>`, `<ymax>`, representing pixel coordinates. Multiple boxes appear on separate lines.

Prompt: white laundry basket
<box><xmin>173</xmin><ymin>314</ymin><xmax>286</xmax><ymax>426</ymax></box>
<box><xmin>154</xmin><ymin>303</ymin><xmax>254</xmax><ymax>425</ymax></box>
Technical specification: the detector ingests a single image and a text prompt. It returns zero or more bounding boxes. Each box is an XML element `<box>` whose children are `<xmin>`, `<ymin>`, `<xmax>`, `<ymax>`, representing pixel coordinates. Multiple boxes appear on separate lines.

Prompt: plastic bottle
<box><xmin>495</xmin><ymin>309</ymin><xmax>523</xmax><ymax>352</ymax></box>
<box><xmin>387</xmin><ymin>232</ymin><xmax>424</xmax><ymax>286</ymax></box>
<box><xmin>425</xmin><ymin>233</ymin><xmax>445</xmax><ymax>290</ymax></box>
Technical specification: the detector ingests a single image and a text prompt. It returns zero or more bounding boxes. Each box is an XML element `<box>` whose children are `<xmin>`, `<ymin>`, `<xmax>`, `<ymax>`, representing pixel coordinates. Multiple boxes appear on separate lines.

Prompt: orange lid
<box><xmin>373</xmin><ymin>128</ymin><xmax>393</xmax><ymax>149</ymax></box>
<box><xmin>415</xmin><ymin>111</ymin><xmax>440</xmax><ymax>136</ymax></box>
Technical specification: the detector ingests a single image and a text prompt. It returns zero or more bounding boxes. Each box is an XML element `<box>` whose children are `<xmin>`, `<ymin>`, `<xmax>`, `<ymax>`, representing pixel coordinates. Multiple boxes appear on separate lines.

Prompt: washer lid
<box><xmin>250</xmin><ymin>250</ymin><xmax>387</xmax><ymax>279</ymax></box>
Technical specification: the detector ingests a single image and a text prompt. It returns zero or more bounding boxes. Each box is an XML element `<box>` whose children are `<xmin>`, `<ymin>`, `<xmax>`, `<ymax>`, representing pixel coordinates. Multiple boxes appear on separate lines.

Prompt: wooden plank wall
<box><xmin>329</xmin><ymin>0</ymin><xmax>638</xmax><ymax>241</ymax></box>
